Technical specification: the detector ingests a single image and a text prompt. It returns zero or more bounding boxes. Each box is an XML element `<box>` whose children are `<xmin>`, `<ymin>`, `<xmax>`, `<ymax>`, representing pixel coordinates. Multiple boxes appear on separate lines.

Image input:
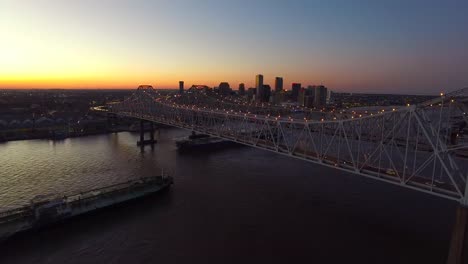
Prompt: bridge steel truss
<box><xmin>110</xmin><ymin>86</ymin><xmax>468</xmax><ymax>203</ymax></box>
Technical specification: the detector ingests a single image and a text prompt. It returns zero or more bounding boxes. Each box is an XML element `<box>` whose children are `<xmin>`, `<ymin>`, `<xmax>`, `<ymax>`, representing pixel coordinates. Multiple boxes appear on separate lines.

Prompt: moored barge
<box><xmin>0</xmin><ymin>174</ymin><xmax>173</xmax><ymax>240</ymax></box>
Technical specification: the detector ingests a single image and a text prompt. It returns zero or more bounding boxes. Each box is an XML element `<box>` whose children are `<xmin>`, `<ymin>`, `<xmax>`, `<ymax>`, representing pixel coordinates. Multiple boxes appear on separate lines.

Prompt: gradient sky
<box><xmin>1</xmin><ymin>0</ymin><xmax>467</xmax><ymax>94</ymax></box>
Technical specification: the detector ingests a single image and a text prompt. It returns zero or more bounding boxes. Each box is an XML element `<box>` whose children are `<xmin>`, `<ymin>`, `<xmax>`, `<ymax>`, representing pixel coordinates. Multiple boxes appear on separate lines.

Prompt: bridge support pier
<box><xmin>137</xmin><ymin>120</ymin><xmax>157</xmax><ymax>147</ymax></box>
<box><xmin>150</xmin><ymin>122</ymin><xmax>155</xmax><ymax>142</ymax></box>
<box><xmin>107</xmin><ymin>113</ymin><xmax>118</xmax><ymax>133</ymax></box>
<box><xmin>447</xmin><ymin>205</ymin><xmax>468</xmax><ymax>264</ymax></box>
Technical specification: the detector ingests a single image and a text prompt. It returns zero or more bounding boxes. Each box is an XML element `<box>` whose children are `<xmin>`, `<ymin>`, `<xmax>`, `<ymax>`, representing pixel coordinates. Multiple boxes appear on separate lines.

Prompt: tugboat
<box><xmin>0</xmin><ymin>173</ymin><xmax>173</xmax><ymax>240</ymax></box>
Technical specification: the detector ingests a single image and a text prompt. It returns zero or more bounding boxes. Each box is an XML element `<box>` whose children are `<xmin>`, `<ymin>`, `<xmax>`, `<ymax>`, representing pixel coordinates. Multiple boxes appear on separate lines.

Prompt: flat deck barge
<box><xmin>0</xmin><ymin>174</ymin><xmax>173</xmax><ymax>240</ymax></box>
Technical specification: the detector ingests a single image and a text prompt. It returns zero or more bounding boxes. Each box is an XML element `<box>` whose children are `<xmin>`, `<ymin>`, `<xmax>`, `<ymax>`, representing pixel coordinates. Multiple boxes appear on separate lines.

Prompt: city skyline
<box><xmin>1</xmin><ymin>0</ymin><xmax>468</xmax><ymax>94</ymax></box>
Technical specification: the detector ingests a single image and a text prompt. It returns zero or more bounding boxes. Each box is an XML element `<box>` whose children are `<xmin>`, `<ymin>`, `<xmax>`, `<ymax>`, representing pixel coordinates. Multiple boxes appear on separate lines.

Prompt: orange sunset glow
<box><xmin>1</xmin><ymin>1</ymin><xmax>467</xmax><ymax>93</ymax></box>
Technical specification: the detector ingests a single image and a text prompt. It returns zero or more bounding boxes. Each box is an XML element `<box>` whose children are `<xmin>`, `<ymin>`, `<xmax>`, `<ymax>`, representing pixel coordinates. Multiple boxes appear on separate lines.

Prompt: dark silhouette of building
<box><xmin>262</xmin><ymin>84</ymin><xmax>271</xmax><ymax>102</ymax></box>
<box><xmin>299</xmin><ymin>86</ymin><xmax>316</xmax><ymax>107</ymax></box>
<box><xmin>291</xmin><ymin>83</ymin><xmax>301</xmax><ymax>101</ymax></box>
<box><xmin>247</xmin><ymin>88</ymin><xmax>256</xmax><ymax>100</ymax></box>
<box><xmin>274</xmin><ymin>90</ymin><xmax>285</xmax><ymax>104</ymax></box>
<box><xmin>179</xmin><ymin>81</ymin><xmax>184</xmax><ymax>94</ymax></box>
<box><xmin>256</xmin><ymin>74</ymin><xmax>264</xmax><ymax>101</ymax></box>
<box><xmin>314</xmin><ymin>85</ymin><xmax>328</xmax><ymax>107</ymax></box>
<box><xmin>189</xmin><ymin>85</ymin><xmax>211</xmax><ymax>92</ymax></box>
<box><xmin>238</xmin><ymin>83</ymin><xmax>245</xmax><ymax>96</ymax></box>
<box><xmin>275</xmin><ymin>77</ymin><xmax>283</xmax><ymax>92</ymax></box>
<box><xmin>219</xmin><ymin>82</ymin><xmax>231</xmax><ymax>96</ymax></box>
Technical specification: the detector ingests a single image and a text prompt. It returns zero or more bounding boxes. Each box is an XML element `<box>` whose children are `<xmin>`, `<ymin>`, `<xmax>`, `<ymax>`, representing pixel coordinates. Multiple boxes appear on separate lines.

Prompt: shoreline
<box><xmin>0</xmin><ymin>129</ymin><xmax>126</xmax><ymax>143</ymax></box>
<box><xmin>0</xmin><ymin>123</ymin><xmax>173</xmax><ymax>143</ymax></box>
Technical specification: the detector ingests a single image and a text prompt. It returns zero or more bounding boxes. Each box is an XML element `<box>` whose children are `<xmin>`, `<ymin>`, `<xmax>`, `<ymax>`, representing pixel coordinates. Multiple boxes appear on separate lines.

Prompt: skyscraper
<box><xmin>275</xmin><ymin>77</ymin><xmax>283</xmax><ymax>92</ymax></box>
<box><xmin>179</xmin><ymin>81</ymin><xmax>184</xmax><ymax>94</ymax></box>
<box><xmin>314</xmin><ymin>85</ymin><xmax>328</xmax><ymax>107</ymax></box>
<box><xmin>291</xmin><ymin>83</ymin><xmax>301</xmax><ymax>101</ymax></box>
<box><xmin>326</xmin><ymin>89</ymin><xmax>333</xmax><ymax>105</ymax></box>
<box><xmin>238</xmin><ymin>83</ymin><xmax>245</xmax><ymax>96</ymax></box>
<box><xmin>263</xmin><ymin>84</ymin><xmax>271</xmax><ymax>102</ymax></box>
<box><xmin>256</xmin><ymin>74</ymin><xmax>264</xmax><ymax>101</ymax></box>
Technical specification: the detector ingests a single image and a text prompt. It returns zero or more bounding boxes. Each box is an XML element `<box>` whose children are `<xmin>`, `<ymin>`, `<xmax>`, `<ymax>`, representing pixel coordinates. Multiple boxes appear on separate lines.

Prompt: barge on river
<box><xmin>0</xmin><ymin>174</ymin><xmax>173</xmax><ymax>240</ymax></box>
<box><xmin>175</xmin><ymin>132</ymin><xmax>239</xmax><ymax>151</ymax></box>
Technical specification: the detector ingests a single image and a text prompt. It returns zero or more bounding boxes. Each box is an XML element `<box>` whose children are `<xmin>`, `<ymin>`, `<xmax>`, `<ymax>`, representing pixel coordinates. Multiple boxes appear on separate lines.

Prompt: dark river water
<box><xmin>0</xmin><ymin>128</ymin><xmax>457</xmax><ymax>263</ymax></box>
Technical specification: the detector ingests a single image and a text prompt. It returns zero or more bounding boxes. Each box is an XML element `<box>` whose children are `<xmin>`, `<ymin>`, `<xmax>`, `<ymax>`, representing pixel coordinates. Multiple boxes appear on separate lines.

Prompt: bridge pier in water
<box><xmin>106</xmin><ymin>113</ymin><xmax>118</xmax><ymax>133</ymax></box>
<box><xmin>137</xmin><ymin>120</ymin><xmax>157</xmax><ymax>147</ymax></box>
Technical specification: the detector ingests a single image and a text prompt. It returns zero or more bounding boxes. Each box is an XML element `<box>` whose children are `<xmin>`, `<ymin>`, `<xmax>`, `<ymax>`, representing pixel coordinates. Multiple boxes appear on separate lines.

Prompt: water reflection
<box><xmin>0</xmin><ymin>128</ymin><xmax>457</xmax><ymax>264</ymax></box>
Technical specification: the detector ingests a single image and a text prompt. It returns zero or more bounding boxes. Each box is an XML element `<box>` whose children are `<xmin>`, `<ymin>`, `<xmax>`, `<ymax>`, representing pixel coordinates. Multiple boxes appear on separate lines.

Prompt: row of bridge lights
<box><xmin>166</xmin><ymin>102</ymin><xmax>402</xmax><ymax>122</ymax></box>
<box><xmin>129</xmin><ymin>91</ymin><xmax>463</xmax><ymax>135</ymax></box>
<box><xmin>162</xmin><ymin>91</ymin><xmax>458</xmax><ymax>122</ymax></box>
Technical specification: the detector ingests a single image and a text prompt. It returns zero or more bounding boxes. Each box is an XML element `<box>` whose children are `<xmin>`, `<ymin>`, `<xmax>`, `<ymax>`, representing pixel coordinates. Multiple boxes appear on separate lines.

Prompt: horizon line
<box><xmin>0</xmin><ymin>87</ymin><xmax>443</xmax><ymax>97</ymax></box>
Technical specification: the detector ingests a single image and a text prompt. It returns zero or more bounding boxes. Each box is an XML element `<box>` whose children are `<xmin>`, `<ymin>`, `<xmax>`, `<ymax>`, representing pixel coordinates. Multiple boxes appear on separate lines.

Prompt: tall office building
<box><xmin>179</xmin><ymin>81</ymin><xmax>184</xmax><ymax>94</ymax></box>
<box><xmin>275</xmin><ymin>77</ymin><xmax>283</xmax><ymax>92</ymax></box>
<box><xmin>298</xmin><ymin>86</ymin><xmax>316</xmax><ymax>107</ymax></box>
<box><xmin>262</xmin><ymin>84</ymin><xmax>271</xmax><ymax>102</ymax></box>
<box><xmin>326</xmin><ymin>89</ymin><xmax>333</xmax><ymax>105</ymax></box>
<box><xmin>291</xmin><ymin>83</ymin><xmax>301</xmax><ymax>101</ymax></box>
<box><xmin>307</xmin><ymin>85</ymin><xmax>317</xmax><ymax>100</ymax></box>
<box><xmin>238</xmin><ymin>83</ymin><xmax>246</xmax><ymax>96</ymax></box>
<box><xmin>256</xmin><ymin>74</ymin><xmax>264</xmax><ymax>101</ymax></box>
<box><xmin>314</xmin><ymin>85</ymin><xmax>328</xmax><ymax>107</ymax></box>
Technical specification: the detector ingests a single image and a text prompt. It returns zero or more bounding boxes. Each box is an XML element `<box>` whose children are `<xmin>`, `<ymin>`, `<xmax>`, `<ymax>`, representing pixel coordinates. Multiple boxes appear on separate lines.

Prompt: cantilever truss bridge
<box><xmin>108</xmin><ymin>86</ymin><xmax>468</xmax><ymax>204</ymax></box>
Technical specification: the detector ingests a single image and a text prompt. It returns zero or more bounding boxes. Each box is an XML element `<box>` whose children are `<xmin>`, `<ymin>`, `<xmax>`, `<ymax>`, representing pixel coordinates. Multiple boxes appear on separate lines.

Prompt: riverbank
<box><xmin>0</xmin><ymin>122</ymin><xmax>173</xmax><ymax>143</ymax></box>
<box><xmin>0</xmin><ymin>126</ymin><xmax>118</xmax><ymax>143</ymax></box>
